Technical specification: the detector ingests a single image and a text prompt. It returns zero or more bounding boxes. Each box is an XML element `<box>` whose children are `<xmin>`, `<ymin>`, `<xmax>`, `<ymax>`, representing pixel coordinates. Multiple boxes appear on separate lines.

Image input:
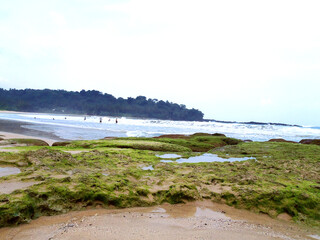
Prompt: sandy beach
<box><xmin>0</xmin><ymin>200</ymin><xmax>318</xmax><ymax>240</ymax></box>
<box><xmin>0</xmin><ymin>119</ymin><xmax>63</xmax><ymax>146</ymax></box>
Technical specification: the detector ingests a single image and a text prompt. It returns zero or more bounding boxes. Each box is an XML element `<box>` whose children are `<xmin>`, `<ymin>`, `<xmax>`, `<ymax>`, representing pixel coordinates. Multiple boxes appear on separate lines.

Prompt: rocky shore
<box><xmin>0</xmin><ymin>131</ymin><xmax>319</xmax><ymax>239</ymax></box>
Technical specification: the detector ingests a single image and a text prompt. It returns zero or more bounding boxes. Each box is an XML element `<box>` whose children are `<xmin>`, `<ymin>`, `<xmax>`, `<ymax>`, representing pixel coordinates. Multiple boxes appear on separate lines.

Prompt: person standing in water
<box><xmin>99</xmin><ymin>117</ymin><xmax>102</xmax><ymax>123</ymax></box>
<box><xmin>116</xmin><ymin>118</ymin><xmax>118</xmax><ymax>124</ymax></box>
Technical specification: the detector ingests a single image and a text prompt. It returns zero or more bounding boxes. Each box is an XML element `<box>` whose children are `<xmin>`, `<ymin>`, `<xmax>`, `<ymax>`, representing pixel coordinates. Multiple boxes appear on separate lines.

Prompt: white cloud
<box><xmin>1</xmin><ymin>0</ymin><xmax>320</xmax><ymax>124</ymax></box>
<box><xmin>260</xmin><ymin>98</ymin><xmax>273</xmax><ymax>106</ymax></box>
<box><xmin>0</xmin><ymin>76</ymin><xmax>8</xmax><ymax>83</ymax></box>
<box><xmin>49</xmin><ymin>11</ymin><xmax>66</xmax><ymax>26</ymax></box>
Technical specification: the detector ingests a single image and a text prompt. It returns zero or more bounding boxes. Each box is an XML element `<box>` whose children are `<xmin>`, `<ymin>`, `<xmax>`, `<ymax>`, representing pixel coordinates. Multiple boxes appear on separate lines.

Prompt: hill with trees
<box><xmin>0</xmin><ymin>88</ymin><xmax>204</xmax><ymax>121</ymax></box>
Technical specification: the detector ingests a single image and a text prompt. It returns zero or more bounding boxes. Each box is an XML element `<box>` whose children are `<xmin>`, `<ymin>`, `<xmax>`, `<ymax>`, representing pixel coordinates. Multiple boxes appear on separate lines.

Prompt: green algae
<box><xmin>0</xmin><ymin>136</ymin><xmax>319</xmax><ymax>228</ymax></box>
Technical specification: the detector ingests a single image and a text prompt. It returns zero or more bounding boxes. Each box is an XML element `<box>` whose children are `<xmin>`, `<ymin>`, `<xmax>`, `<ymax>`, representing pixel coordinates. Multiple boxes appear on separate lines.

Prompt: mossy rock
<box><xmin>9</xmin><ymin>139</ymin><xmax>49</xmax><ymax>146</ymax></box>
<box><xmin>52</xmin><ymin>141</ymin><xmax>71</xmax><ymax>147</ymax></box>
<box><xmin>299</xmin><ymin>139</ymin><xmax>320</xmax><ymax>145</ymax></box>
<box><xmin>154</xmin><ymin>134</ymin><xmax>189</xmax><ymax>139</ymax></box>
<box><xmin>1</xmin><ymin>138</ymin><xmax>320</xmax><ymax>227</ymax></box>
<box><xmin>268</xmin><ymin>138</ymin><xmax>296</xmax><ymax>143</ymax></box>
<box><xmin>211</xmin><ymin>133</ymin><xmax>226</xmax><ymax>137</ymax></box>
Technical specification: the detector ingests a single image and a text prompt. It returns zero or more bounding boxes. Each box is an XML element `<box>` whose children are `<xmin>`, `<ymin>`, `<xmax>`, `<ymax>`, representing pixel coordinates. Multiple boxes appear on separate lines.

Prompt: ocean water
<box><xmin>0</xmin><ymin>112</ymin><xmax>319</xmax><ymax>142</ymax></box>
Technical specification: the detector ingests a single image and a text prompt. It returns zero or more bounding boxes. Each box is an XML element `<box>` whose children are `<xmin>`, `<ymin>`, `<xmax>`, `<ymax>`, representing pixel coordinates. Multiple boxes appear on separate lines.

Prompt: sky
<box><xmin>0</xmin><ymin>0</ymin><xmax>320</xmax><ymax>126</ymax></box>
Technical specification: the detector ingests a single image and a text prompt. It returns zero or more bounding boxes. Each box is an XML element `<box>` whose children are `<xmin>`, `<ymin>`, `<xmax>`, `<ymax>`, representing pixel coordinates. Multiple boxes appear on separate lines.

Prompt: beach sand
<box><xmin>0</xmin><ymin>201</ymin><xmax>318</xmax><ymax>240</ymax></box>
<box><xmin>0</xmin><ymin>119</ymin><xmax>63</xmax><ymax>146</ymax></box>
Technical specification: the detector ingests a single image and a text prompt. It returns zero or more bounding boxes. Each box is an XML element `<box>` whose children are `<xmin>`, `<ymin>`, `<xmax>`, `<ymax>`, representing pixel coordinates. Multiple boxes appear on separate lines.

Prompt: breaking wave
<box><xmin>0</xmin><ymin>112</ymin><xmax>319</xmax><ymax>142</ymax></box>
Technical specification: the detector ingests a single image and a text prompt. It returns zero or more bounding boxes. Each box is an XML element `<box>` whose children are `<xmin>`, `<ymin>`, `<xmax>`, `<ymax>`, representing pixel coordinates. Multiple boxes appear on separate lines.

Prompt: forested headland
<box><xmin>0</xmin><ymin>88</ymin><xmax>204</xmax><ymax>121</ymax></box>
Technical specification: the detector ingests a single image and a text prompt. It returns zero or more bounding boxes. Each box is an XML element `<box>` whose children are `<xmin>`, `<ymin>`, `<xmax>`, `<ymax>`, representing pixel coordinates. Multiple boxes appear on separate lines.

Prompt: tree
<box><xmin>0</xmin><ymin>88</ymin><xmax>204</xmax><ymax>121</ymax></box>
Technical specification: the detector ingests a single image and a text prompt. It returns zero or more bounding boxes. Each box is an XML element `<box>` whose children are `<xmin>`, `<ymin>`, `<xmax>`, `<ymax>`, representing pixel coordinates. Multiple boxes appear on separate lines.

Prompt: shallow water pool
<box><xmin>142</xmin><ymin>165</ymin><xmax>154</xmax><ymax>170</ymax></box>
<box><xmin>0</xmin><ymin>166</ymin><xmax>21</xmax><ymax>177</ymax></box>
<box><xmin>160</xmin><ymin>153</ymin><xmax>255</xmax><ymax>164</ymax></box>
<box><xmin>156</xmin><ymin>154</ymin><xmax>182</xmax><ymax>159</ymax></box>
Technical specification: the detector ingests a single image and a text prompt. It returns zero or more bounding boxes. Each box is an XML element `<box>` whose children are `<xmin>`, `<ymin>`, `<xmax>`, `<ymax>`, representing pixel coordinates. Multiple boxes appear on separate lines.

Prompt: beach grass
<box><xmin>0</xmin><ymin>136</ymin><xmax>319</xmax><ymax>227</ymax></box>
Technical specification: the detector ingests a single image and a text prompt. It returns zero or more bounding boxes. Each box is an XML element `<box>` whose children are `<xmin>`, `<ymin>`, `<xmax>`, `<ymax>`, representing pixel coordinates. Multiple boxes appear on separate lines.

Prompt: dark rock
<box><xmin>268</xmin><ymin>139</ymin><xmax>296</xmax><ymax>143</ymax></box>
<box><xmin>244</xmin><ymin>140</ymin><xmax>253</xmax><ymax>142</ymax></box>
<box><xmin>52</xmin><ymin>141</ymin><xmax>71</xmax><ymax>146</ymax></box>
<box><xmin>191</xmin><ymin>133</ymin><xmax>213</xmax><ymax>137</ymax></box>
<box><xmin>211</xmin><ymin>133</ymin><xmax>226</xmax><ymax>137</ymax></box>
<box><xmin>299</xmin><ymin>139</ymin><xmax>320</xmax><ymax>145</ymax></box>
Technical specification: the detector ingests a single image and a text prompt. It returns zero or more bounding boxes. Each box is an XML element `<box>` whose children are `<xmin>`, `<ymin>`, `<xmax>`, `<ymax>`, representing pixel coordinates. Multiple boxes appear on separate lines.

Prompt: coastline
<box><xmin>0</xmin><ymin>119</ymin><xmax>64</xmax><ymax>146</ymax></box>
<box><xmin>0</xmin><ymin>117</ymin><xmax>319</xmax><ymax>239</ymax></box>
<box><xmin>1</xmin><ymin>110</ymin><xmax>320</xmax><ymax>142</ymax></box>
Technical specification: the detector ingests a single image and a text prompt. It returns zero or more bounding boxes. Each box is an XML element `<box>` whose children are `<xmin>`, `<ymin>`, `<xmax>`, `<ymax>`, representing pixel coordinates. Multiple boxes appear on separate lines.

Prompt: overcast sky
<box><xmin>0</xmin><ymin>0</ymin><xmax>320</xmax><ymax>126</ymax></box>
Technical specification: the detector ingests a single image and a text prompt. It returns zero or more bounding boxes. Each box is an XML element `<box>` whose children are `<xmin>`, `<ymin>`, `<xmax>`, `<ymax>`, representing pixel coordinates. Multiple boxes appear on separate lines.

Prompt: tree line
<box><xmin>0</xmin><ymin>88</ymin><xmax>204</xmax><ymax>121</ymax></box>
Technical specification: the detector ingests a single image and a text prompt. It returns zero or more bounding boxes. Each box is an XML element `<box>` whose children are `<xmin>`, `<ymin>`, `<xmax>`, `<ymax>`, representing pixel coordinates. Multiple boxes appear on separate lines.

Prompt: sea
<box><xmin>0</xmin><ymin>112</ymin><xmax>319</xmax><ymax>142</ymax></box>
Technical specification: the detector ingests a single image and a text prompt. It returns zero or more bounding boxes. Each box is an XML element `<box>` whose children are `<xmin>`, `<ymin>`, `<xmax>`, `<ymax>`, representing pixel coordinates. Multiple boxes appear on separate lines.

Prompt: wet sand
<box><xmin>0</xmin><ymin>201</ymin><xmax>318</xmax><ymax>240</ymax></box>
<box><xmin>0</xmin><ymin>119</ymin><xmax>63</xmax><ymax>146</ymax></box>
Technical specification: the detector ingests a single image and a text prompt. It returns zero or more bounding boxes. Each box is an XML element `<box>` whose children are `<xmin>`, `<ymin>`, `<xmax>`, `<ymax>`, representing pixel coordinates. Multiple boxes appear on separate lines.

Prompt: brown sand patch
<box><xmin>277</xmin><ymin>213</ymin><xmax>293</xmax><ymax>221</ymax></box>
<box><xmin>63</xmin><ymin>150</ymin><xmax>90</xmax><ymax>154</ymax></box>
<box><xmin>201</xmin><ymin>183</ymin><xmax>233</xmax><ymax>194</ymax></box>
<box><xmin>176</xmin><ymin>168</ymin><xmax>193</xmax><ymax>175</ymax></box>
<box><xmin>149</xmin><ymin>182</ymin><xmax>171</xmax><ymax>192</ymax></box>
<box><xmin>0</xmin><ymin>180</ymin><xmax>40</xmax><ymax>194</ymax></box>
<box><xmin>149</xmin><ymin>177</ymin><xmax>177</xmax><ymax>192</ymax></box>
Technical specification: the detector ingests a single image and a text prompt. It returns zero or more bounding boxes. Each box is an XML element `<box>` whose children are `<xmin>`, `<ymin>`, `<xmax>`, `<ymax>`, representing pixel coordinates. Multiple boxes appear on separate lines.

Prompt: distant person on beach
<box><xmin>84</xmin><ymin>116</ymin><xmax>86</xmax><ymax>121</ymax></box>
<box><xmin>99</xmin><ymin>117</ymin><xmax>102</xmax><ymax>123</ymax></box>
<box><xmin>116</xmin><ymin>118</ymin><xmax>118</xmax><ymax>124</ymax></box>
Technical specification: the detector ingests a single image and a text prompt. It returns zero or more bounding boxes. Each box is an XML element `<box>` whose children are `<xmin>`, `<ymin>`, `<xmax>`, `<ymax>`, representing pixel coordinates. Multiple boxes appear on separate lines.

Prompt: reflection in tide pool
<box><xmin>142</xmin><ymin>165</ymin><xmax>154</xmax><ymax>170</ymax></box>
<box><xmin>0</xmin><ymin>167</ymin><xmax>21</xmax><ymax>177</ymax></box>
<box><xmin>160</xmin><ymin>153</ymin><xmax>255</xmax><ymax>164</ymax></box>
<box><xmin>156</xmin><ymin>154</ymin><xmax>181</xmax><ymax>159</ymax></box>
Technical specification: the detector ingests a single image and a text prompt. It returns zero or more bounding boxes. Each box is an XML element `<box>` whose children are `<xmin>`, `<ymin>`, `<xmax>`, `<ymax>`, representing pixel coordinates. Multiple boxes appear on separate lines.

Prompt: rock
<box><xmin>267</xmin><ymin>139</ymin><xmax>296</xmax><ymax>143</ymax></box>
<box><xmin>52</xmin><ymin>141</ymin><xmax>71</xmax><ymax>147</ymax></box>
<box><xmin>25</xmin><ymin>148</ymin><xmax>76</xmax><ymax>165</ymax></box>
<box><xmin>299</xmin><ymin>139</ymin><xmax>320</xmax><ymax>145</ymax></box>
<box><xmin>154</xmin><ymin>134</ymin><xmax>188</xmax><ymax>139</ymax></box>
<box><xmin>5</xmin><ymin>139</ymin><xmax>49</xmax><ymax>146</ymax></box>
<box><xmin>211</xmin><ymin>133</ymin><xmax>226</xmax><ymax>137</ymax></box>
